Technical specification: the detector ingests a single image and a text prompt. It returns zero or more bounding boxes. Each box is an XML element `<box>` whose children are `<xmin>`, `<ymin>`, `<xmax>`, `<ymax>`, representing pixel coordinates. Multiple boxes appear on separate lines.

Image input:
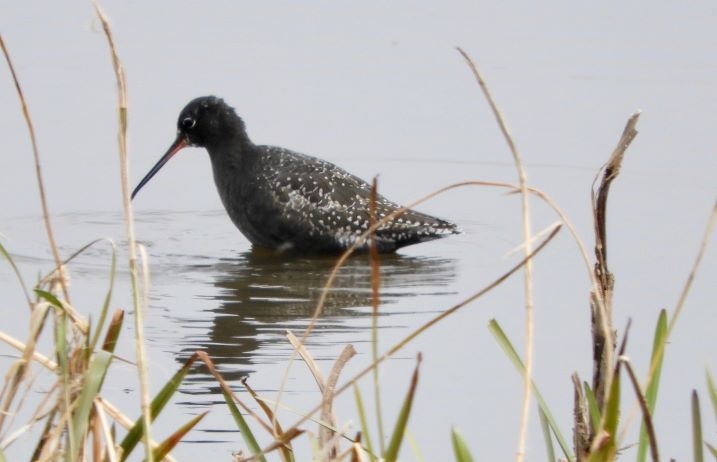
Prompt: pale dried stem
<box><xmin>0</xmin><ymin>35</ymin><xmax>70</xmax><ymax>304</ymax></box>
<box><xmin>321</xmin><ymin>345</ymin><xmax>356</xmax><ymax>457</ymax></box>
<box><xmin>287</xmin><ymin>331</ymin><xmax>356</xmax><ymax>455</ymax></box>
<box><xmin>91</xmin><ymin>3</ymin><xmax>153</xmax><ymax>460</ymax></box>
<box><xmin>93</xmin><ymin>399</ymin><xmax>119</xmax><ymax>462</ymax></box>
<box><xmin>287</xmin><ymin>331</ymin><xmax>326</xmax><ymax>391</ymax></box>
<box><xmin>0</xmin><ymin>33</ymin><xmax>71</xmax><ymax>438</ymax></box>
<box><xmin>457</xmin><ymin>46</ymin><xmax>534</xmax><ymax>462</ymax></box>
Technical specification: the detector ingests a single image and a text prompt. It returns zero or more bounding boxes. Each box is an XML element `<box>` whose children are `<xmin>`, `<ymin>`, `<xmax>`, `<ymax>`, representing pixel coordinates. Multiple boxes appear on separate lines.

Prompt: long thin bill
<box><xmin>131</xmin><ymin>135</ymin><xmax>189</xmax><ymax>200</ymax></box>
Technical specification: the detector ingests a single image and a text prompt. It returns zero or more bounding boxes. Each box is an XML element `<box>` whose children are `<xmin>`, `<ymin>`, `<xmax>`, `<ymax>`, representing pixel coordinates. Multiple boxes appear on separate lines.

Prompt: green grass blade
<box><xmin>70</xmin><ymin>350</ymin><xmax>113</xmax><ymax>461</ymax></box>
<box><xmin>150</xmin><ymin>412</ymin><xmax>208</xmax><ymax>461</ymax></box>
<box><xmin>220</xmin><ymin>385</ymin><xmax>266</xmax><ymax>462</ymax></box>
<box><xmin>538</xmin><ymin>407</ymin><xmax>556</xmax><ymax>462</ymax></box>
<box><xmin>637</xmin><ymin>309</ymin><xmax>668</xmax><ymax>462</ymax></box>
<box><xmin>588</xmin><ymin>362</ymin><xmax>621</xmax><ymax>462</ymax></box>
<box><xmin>706</xmin><ymin>443</ymin><xmax>717</xmax><ymax>458</ymax></box>
<box><xmin>451</xmin><ymin>427</ymin><xmax>474</xmax><ymax>462</ymax></box>
<box><xmin>706</xmin><ymin>370</ymin><xmax>717</xmax><ymax>419</ymax></box>
<box><xmin>119</xmin><ymin>353</ymin><xmax>198</xmax><ymax>461</ymax></box>
<box><xmin>89</xmin><ymin>240</ymin><xmax>117</xmax><ymax>353</ymax></box>
<box><xmin>583</xmin><ymin>381</ymin><xmax>601</xmax><ymax>431</ymax></box>
<box><xmin>692</xmin><ymin>390</ymin><xmax>704</xmax><ymax>462</ymax></box>
<box><xmin>353</xmin><ymin>383</ymin><xmax>376</xmax><ymax>461</ymax></box>
<box><xmin>488</xmin><ymin>319</ymin><xmax>574</xmax><ymax>461</ymax></box>
<box><xmin>53</xmin><ymin>304</ymin><xmax>73</xmax><ymax>462</ymax></box>
<box><xmin>384</xmin><ymin>354</ymin><xmax>421</xmax><ymax>462</ymax></box>
<box><xmin>35</xmin><ymin>288</ymin><xmax>64</xmax><ymax>309</ymax></box>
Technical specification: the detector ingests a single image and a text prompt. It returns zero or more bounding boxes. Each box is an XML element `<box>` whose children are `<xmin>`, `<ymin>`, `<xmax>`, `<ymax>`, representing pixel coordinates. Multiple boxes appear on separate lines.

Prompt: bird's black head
<box><xmin>177</xmin><ymin>96</ymin><xmax>248</xmax><ymax>149</ymax></box>
<box><xmin>131</xmin><ymin>96</ymin><xmax>249</xmax><ymax>200</ymax></box>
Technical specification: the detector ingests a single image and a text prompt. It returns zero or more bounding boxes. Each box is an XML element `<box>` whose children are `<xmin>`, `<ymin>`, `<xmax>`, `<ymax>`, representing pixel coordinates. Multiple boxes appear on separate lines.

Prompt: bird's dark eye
<box><xmin>181</xmin><ymin>117</ymin><xmax>196</xmax><ymax>130</ymax></box>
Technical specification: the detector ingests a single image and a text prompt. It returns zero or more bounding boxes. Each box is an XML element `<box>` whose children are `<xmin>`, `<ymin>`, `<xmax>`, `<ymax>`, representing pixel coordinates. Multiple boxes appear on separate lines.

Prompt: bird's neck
<box><xmin>206</xmin><ymin>132</ymin><xmax>257</xmax><ymax>170</ymax></box>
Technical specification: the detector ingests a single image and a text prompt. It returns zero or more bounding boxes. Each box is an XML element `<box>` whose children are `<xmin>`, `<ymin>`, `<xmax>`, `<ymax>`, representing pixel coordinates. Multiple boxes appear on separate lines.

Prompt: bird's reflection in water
<box><xmin>179</xmin><ymin>248</ymin><xmax>457</xmax><ymax>385</ymax></box>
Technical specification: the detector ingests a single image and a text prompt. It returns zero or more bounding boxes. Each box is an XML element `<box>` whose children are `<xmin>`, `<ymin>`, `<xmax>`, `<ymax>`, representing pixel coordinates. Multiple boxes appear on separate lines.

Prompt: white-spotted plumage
<box><xmin>132</xmin><ymin>96</ymin><xmax>459</xmax><ymax>253</ymax></box>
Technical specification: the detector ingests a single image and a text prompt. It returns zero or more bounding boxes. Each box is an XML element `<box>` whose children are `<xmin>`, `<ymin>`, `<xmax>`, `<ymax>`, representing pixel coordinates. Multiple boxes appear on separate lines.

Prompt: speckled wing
<box><xmin>255</xmin><ymin>146</ymin><xmax>458</xmax><ymax>251</ymax></box>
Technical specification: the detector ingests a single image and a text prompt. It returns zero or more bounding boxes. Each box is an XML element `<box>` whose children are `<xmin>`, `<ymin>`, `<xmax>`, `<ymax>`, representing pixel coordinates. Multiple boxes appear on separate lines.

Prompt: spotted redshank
<box><xmin>131</xmin><ymin>96</ymin><xmax>459</xmax><ymax>253</ymax></box>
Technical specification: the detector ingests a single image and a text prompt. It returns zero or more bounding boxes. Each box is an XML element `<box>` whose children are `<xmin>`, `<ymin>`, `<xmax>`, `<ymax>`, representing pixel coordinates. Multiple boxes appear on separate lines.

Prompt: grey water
<box><xmin>1</xmin><ymin>2</ymin><xmax>715</xmax><ymax>461</ymax></box>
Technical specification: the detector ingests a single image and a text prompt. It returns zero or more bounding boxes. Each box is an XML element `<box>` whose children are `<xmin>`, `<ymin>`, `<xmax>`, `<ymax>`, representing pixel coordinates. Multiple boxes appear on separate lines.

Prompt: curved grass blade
<box><xmin>35</xmin><ymin>289</ymin><xmax>63</xmax><ymax>310</ymax></box>
<box><xmin>637</xmin><ymin>309</ymin><xmax>667</xmax><ymax>462</ymax></box>
<box><xmin>220</xmin><ymin>383</ymin><xmax>266</xmax><ymax>462</ymax></box>
<box><xmin>707</xmin><ymin>443</ymin><xmax>717</xmax><ymax>458</ymax></box>
<box><xmin>587</xmin><ymin>366</ymin><xmax>620</xmax><ymax>462</ymax></box>
<box><xmin>537</xmin><ymin>407</ymin><xmax>555</xmax><ymax>462</ymax></box>
<box><xmin>384</xmin><ymin>354</ymin><xmax>421</xmax><ymax>462</ymax></box>
<box><xmin>55</xmin><ymin>303</ymin><xmax>74</xmax><ymax>461</ymax></box>
<box><xmin>119</xmin><ymin>353</ymin><xmax>198</xmax><ymax>461</ymax></box>
<box><xmin>588</xmin><ymin>322</ymin><xmax>630</xmax><ymax>462</ymax></box>
<box><xmin>241</xmin><ymin>378</ymin><xmax>293</xmax><ymax>462</ymax></box>
<box><xmin>692</xmin><ymin>390</ymin><xmax>704</xmax><ymax>462</ymax></box>
<box><xmin>621</xmin><ymin>357</ymin><xmax>659</xmax><ymax>461</ymax></box>
<box><xmin>488</xmin><ymin>319</ymin><xmax>574</xmax><ymax>461</ymax></box>
<box><xmin>583</xmin><ymin>382</ymin><xmax>601</xmax><ymax>432</ymax></box>
<box><xmin>89</xmin><ymin>240</ymin><xmax>117</xmax><ymax>353</ymax></box>
<box><xmin>707</xmin><ymin>370</ymin><xmax>717</xmax><ymax>458</ymax></box>
<box><xmin>70</xmin><ymin>350</ymin><xmax>113</xmax><ymax>462</ymax></box>
<box><xmin>151</xmin><ymin>412</ymin><xmax>208</xmax><ymax>461</ymax></box>
<box><xmin>707</xmin><ymin>370</ymin><xmax>717</xmax><ymax>418</ymax></box>
<box><xmin>451</xmin><ymin>427</ymin><xmax>474</xmax><ymax>462</ymax></box>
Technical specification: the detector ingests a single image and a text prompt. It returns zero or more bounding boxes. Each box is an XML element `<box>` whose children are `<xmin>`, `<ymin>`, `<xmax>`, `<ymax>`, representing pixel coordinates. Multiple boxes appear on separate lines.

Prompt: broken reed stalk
<box><xmin>0</xmin><ymin>35</ymin><xmax>70</xmax><ymax>306</ymax></box>
<box><xmin>457</xmin><ymin>46</ymin><xmax>534</xmax><ymax>462</ymax></box>
<box><xmin>0</xmin><ymin>33</ymin><xmax>74</xmax><ymax>449</ymax></box>
<box><xmin>91</xmin><ymin>3</ymin><xmax>154</xmax><ymax>461</ymax></box>
<box><xmin>590</xmin><ymin>112</ymin><xmax>639</xmax><ymax>421</ymax></box>
<box><xmin>570</xmin><ymin>111</ymin><xmax>640</xmax><ymax>459</ymax></box>
<box><xmin>286</xmin><ymin>330</ymin><xmax>357</xmax><ymax>456</ymax></box>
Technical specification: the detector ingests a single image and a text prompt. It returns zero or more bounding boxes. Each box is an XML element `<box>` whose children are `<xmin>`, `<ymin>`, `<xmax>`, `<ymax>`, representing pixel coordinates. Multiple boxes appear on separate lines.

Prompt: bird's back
<box><xmin>211</xmin><ymin>145</ymin><xmax>458</xmax><ymax>253</ymax></box>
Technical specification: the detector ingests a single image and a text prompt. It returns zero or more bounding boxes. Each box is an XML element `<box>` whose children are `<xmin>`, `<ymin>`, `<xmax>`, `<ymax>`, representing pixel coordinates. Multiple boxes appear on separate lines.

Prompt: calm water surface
<box><xmin>1</xmin><ymin>2</ymin><xmax>716</xmax><ymax>461</ymax></box>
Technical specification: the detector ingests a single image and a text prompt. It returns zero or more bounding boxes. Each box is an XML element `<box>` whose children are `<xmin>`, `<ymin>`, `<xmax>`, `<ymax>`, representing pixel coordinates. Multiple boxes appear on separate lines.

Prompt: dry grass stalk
<box><xmin>457</xmin><ymin>46</ymin><xmax>535</xmax><ymax>462</ymax></box>
<box><xmin>321</xmin><ymin>346</ymin><xmax>357</xmax><ymax>450</ymax></box>
<box><xmin>91</xmin><ymin>3</ymin><xmax>155</xmax><ymax>460</ymax></box>
<box><xmin>619</xmin><ymin>355</ymin><xmax>660</xmax><ymax>461</ymax></box>
<box><xmin>0</xmin><ymin>35</ymin><xmax>69</xmax><ymax>304</ymax></box>
<box><xmin>0</xmin><ymin>34</ymin><xmax>75</xmax><ymax>444</ymax></box>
